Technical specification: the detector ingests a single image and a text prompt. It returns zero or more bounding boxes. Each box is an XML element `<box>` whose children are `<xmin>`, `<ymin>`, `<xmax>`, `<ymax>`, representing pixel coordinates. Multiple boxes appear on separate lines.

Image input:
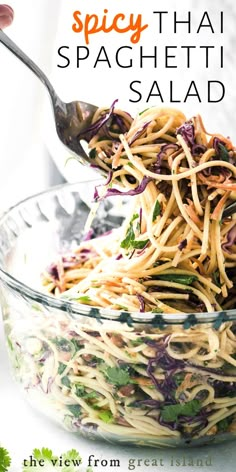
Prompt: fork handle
<box><xmin>0</xmin><ymin>29</ymin><xmax>62</xmax><ymax>107</ymax></box>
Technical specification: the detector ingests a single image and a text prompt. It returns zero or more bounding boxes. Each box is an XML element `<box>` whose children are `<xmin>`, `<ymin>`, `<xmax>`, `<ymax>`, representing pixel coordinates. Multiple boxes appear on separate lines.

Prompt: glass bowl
<box><xmin>0</xmin><ymin>181</ymin><xmax>236</xmax><ymax>448</ymax></box>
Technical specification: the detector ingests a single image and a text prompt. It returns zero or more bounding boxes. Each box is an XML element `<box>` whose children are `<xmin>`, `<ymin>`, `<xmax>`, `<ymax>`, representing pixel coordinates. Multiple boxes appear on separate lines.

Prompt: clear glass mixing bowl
<box><xmin>0</xmin><ymin>181</ymin><xmax>236</xmax><ymax>448</ymax></box>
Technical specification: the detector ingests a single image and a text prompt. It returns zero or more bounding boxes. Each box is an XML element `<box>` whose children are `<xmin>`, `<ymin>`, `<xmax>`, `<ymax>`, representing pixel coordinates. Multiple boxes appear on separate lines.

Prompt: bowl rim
<box><xmin>0</xmin><ymin>180</ymin><xmax>235</xmax><ymax>327</ymax></box>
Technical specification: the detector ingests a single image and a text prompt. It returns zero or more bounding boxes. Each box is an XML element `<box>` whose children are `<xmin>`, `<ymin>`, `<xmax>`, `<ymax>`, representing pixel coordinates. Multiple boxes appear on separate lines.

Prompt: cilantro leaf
<box><xmin>51</xmin><ymin>337</ymin><xmax>72</xmax><ymax>352</ymax></box>
<box><xmin>121</xmin><ymin>213</ymin><xmax>148</xmax><ymax>251</ymax></box>
<box><xmin>139</xmin><ymin>108</ymin><xmax>149</xmax><ymax>115</ymax></box>
<box><xmin>23</xmin><ymin>447</ymin><xmax>85</xmax><ymax>472</ymax></box>
<box><xmin>156</xmin><ymin>274</ymin><xmax>198</xmax><ymax>285</ymax></box>
<box><xmin>161</xmin><ymin>399</ymin><xmax>201</xmax><ymax>422</ymax></box>
<box><xmin>0</xmin><ymin>446</ymin><xmax>11</xmax><ymax>472</ymax></box>
<box><xmin>102</xmin><ymin>366</ymin><xmax>131</xmax><ymax>386</ymax></box>
<box><xmin>89</xmin><ymin>148</ymin><xmax>97</xmax><ymax>159</ymax></box>
<box><xmin>23</xmin><ymin>448</ymin><xmax>58</xmax><ymax>471</ymax></box>
<box><xmin>218</xmin><ymin>143</ymin><xmax>229</xmax><ymax>162</ymax></box>
<box><xmin>67</xmin><ymin>404</ymin><xmax>82</xmax><ymax>417</ymax></box>
<box><xmin>61</xmin><ymin>376</ymin><xmax>71</xmax><ymax>388</ymax></box>
<box><xmin>120</xmin><ymin>219</ymin><xmax>136</xmax><ymax>249</ymax></box>
<box><xmin>58</xmin><ymin>362</ymin><xmax>67</xmax><ymax>375</ymax></box>
<box><xmin>76</xmin><ymin>295</ymin><xmax>91</xmax><ymax>304</ymax></box>
<box><xmin>61</xmin><ymin>449</ymin><xmax>82</xmax><ymax>472</ymax></box>
<box><xmin>75</xmin><ymin>385</ymin><xmax>97</xmax><ymax>399</ymax></box>
<box><xmin>98</xmin><ymin>410</ymin><xmax>114</xmax><ymax>423</ymax></box>
<box><xmin>152</xmin><ymin>199</ymin><xmax>161</xmax><ymax>222</ymax></box>
<box><xmin>7</xmin><ymin>337</ymin><xmax>14</xmax><ymax>352</ymax></box>
<box><xmin>70</xmin><ymin>338</ymin><xmax>83</xmax><ymax>351</ymax></box>
<box><xmin>33</xmin><ymin>448</ymin><xmax>56</xmax><ymax>461</ymax></box>
<box><xmin>151</xmin><ymin>307</ymin><xmax>164</xmax><ymax>313</ymax></box>
<box><xmin>132</xmin><ymin>239</ymin><xmax>149</xmax><ymax>249</ymax></box>
<box><xmin>217</xmin><ymin>417</ymin><xmax>232</xmax><ymax>432</ymax></box>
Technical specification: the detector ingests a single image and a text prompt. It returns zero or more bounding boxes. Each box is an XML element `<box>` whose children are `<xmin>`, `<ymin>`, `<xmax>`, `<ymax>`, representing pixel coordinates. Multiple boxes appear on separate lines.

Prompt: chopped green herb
<box><xmin>64</xmin><ymin>294</ymin><xmax>91</xmax><ymax>303</ymax></box>
<box><xmin>116</xmin><ymin>305</ymin><xmax>129</xmax><ymax>311</ymax></box>
<box><xmin>213</xmin><ymin>271</ymin><xmax>221</xmax><ymax>288</ymax></box>
<box><xmin>218</xmin><ymin>143</ymin><xmax>229</xmax><ymax>162</ymax></box>
<box><xmin>51</xmin><ymin>337</ymin><xmax>72</xmax><ymax>352</ymax></box>
<box><xmin>151</xmin><ymin>307</ymin><xmax>164</xmax><ymax>313</ymax></box>
<box><xmin>161</xmin><ymin>399</ymin><xmax>202</xmax><ymax>422</ymax></box>
<box><xmin>75</xmin><ymin>295</ymin><xmax>91</xmax><ymax>304</ymax></box>
<box><xmin>120</xmin><ymin>223</ymin><xmax>135</xmax><ymax>250</ymax></box>
<box><xmin>7</xmin><ymin>336</ymin><xmax>14</xmax><ymax>351</ymax></box>
<box><xmin>75</xmin><ymin>385</ymin><xmax>97</xmax><ymax>399</ymax></box>
<box><xmin>156</xmin><ymin>274</ymin><xmax>198</xmax><ymax>285</ymax></box>
<box><xmin>67</xmin><ymin>404</ymin><xmax>81</xmax><ymax>417</ymax></box>
<box><xmin>130</xmin><ymin>338</ymin><xmax>145</xmax><ymax>346</ymax></box>
<box><xmin>58</xmin><ymin>362</ymin><xmax>67</xmax><ymax>375</ymax></box>
<box><xmin>89</xmin><ymin>148</ymin><xmax>97</xmax><ymax>159</ymax></box>
<box><xmin>152</xmin><ymin>200</ymin><xmax>161</xmax><ymax>222</ymax></box>
<box><xmin>132</xmin><ymin>239</ymin><xmax>149</xmax><ymax>249</ymax></box>
<box><xmin>31</xmin><ymin>303</ymin><xmax>43</xmax><ymax>312</ymax></box>
<box><xmin>173</xmin><ymin>372</ymin><xmax>186</xmax><ymax>387</ymax></box>
<box><xmin>61</xmin><ymin>376</ymin><xmax>71</xmax><ymax>388</ymax></box>
<box><xmin>130</xmin><ymin>336</ymin><xmax>153</xmax><ymax>346</ymax></box>
<box><xmin>121</xmin><ymin>214</ymin><xmax>148</xmax><ymax>250</ymax></box>
<box><xmin>217</xmin><ymin>417</ymin><xmax>232</xmax><ymax>432</ymax></box>
<box><xmin>131</xmin><ymin>213</ymin><xmax>139</xmax><ymax>222</ymax></box>
<box><xmin>98</xmin><ymin>410</ymin><xmax>114</xmax><ymax>423</ymax></box>
<box><xmin>139</xmin><ymin>108</ymin><xmax>149</xmax><ymax>115</ymax></box>
<box><xmin>102</xmin><ymin>366</ymin><xmax>131</xmax><ymax>386</ymax></box>
<box><xmin>0</xmin><ymin>446</ymin><xmax>11</xmax><ymax>472</ymax></box>
<box><xmin>70</xmin><ymin>338</ymin><xmax>83</xmax><ymax>351</ymax></box>
<box><xmin>120</xmin><ymin>214</ymin><xmax>139</xmax><ymax>250</ymax></box>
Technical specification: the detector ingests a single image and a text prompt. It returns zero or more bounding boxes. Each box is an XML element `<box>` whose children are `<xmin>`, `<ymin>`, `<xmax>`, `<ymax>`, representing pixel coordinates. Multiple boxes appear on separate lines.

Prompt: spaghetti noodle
<box><xmin>42</xmin><ymin>106</ymin><xmax>236</xmax><ymax>315</ymax></box>
<box><xmin>12</xmin><ymin>106</ymin><xmax>232</xmax><ymax>444</ymax></box>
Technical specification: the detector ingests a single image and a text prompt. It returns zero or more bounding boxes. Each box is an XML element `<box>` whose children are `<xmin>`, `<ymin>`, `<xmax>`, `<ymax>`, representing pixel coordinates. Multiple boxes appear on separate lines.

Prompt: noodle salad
<box><xmin>5</xmin><ymin>106</ymin><xmax>236</xmax><ymax>447</ymax></box>
<box><xmin>42</xmin><ymin>105</ymin><xmax>236</xmax><ymax>315</ymax></box>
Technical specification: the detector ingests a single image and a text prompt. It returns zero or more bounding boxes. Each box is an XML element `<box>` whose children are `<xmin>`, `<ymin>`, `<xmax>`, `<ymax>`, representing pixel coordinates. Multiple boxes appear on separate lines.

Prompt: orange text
<box><xmin>72</xmin><ymin>9</ymin><xmax>148</xmax><ymax>44</ymax></box>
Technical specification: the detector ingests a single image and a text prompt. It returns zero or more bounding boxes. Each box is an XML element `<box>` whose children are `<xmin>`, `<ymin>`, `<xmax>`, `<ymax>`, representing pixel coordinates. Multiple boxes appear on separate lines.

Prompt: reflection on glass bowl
<box><xmin>0</xmin><ymin>181</ymin><xmax>236</xmax><ymax>448</ymax></box>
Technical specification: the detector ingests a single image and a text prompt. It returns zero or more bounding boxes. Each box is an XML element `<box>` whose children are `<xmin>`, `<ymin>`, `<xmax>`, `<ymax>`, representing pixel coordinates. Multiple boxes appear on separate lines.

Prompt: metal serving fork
<box><xmin>0</xmin><ymin>30</ymin><xmax>98</xmax><ymax>169</ymax></box>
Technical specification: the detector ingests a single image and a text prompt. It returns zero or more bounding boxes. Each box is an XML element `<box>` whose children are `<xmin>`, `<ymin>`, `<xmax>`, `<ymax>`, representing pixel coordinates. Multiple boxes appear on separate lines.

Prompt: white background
<box><xmin>0</xmin><ymin>0</ymin><xmax>236</xmax><ymax>470</ymax></box>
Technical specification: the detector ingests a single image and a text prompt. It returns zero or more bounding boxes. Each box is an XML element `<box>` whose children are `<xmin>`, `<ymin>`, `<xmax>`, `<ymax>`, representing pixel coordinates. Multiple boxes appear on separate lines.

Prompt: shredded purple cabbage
<box><xmin>94</xmin><ymin>170</ymin><xmax>113</xmax><ymax>200</ymax></box>
<box><xmin>112</xmin><ymin>114</ymin><xmax>129</xmax><ymax>134</ymax></box>
<box><xmin>77</xmin><ymin>99</ymin><xmax>118</xmax><ymax>142</ymax></box>
<box><xmin>46</xmin><ymin>263</ymin><xmax>59</xmax><ymax>280</ymax></box>
<box><xmin>82</xmin><ymin>228</ymin><xmax>94</xmax><ymax>241</ymax></box>
<box><xmin>145</xmin><ymin>338</ymin><xmax>185</xmax><ymax>402</ymax></box>
<box><xmin>90</xmin><ymin>164</ymin><xmax>100</xmax><ymax>169</ymax></box>
<box><xmin>151</xmin><ymin>144</ymin><xmax>179</xmax><ymax>175</ymax></box>
<box><xmin>176</xmin><ymin>122</ymin><xmax>195</xmax><ymax>147</ymax></box>
<box><xmin>137</xmin><ymin>294</ymin><xmax>145</xmax><ymax>312</ymax></box>
<box><xmin>128</xmin><ymin>121</ymin><xmax>150</xmax><ymax>146</ymax></box>
<box><xmin>222</xmin><ymin>224</ymin><xmax>236</xmax><ymax>253</ymax></box>
<box><xmin>139</xmin><ymin>207</ymin><xmax>143</xmax><ymax>231</ymax></box>
<box><xmin>176</xmin><ymin>122</ymin><xmax>206</xmax><ymax>156</ymax></box>
<box><xmin>209</xmin><ymin>379</ymin><xmax>236</xmax><ymax>398</ymax></box>
<box><xmin>157</xmin><ymin>143</ymin><xmax>179</xmax><ymax>165</ymax></box>
<box><xmin>192</xmin><ymin>144</ymin><xmax>207</xmax><ymax>156</ymax></box>
<box><xmin>134</xmin><ymin>399</ymin><xmax>163</xmax><ymax>408</ymax></box>
<box><xmin>178</xmin><ymin>239</ymin><xmax>187</xmax><ymax>251</ymax></box>
<box><xmin>101</xmin><ymin>176</ymin><xmax>152</xmax><ymax>200</ymax></box>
